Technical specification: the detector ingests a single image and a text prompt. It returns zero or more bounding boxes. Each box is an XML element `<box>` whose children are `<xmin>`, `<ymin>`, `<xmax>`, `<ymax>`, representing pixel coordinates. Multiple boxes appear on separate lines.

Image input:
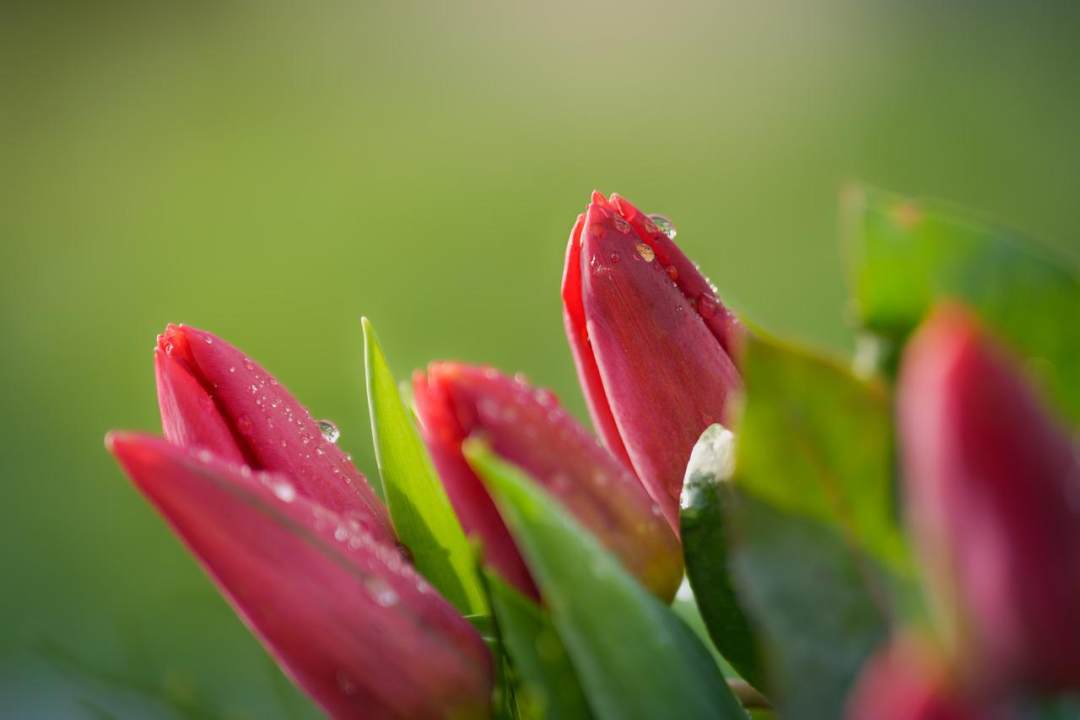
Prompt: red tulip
<box><xmin>847</xmin><ymin>637</ymin><xmax>996</xmax><ymax>720</ymax></box>
<box><xmin>898</xmin><ymin>304</ymin><xmax>1080</xmax><ymax>691</ymax></box>
<box><xmin>154</xmin><ymin>324</ymin><xmax>394</xmax><ymax>546</ymax></box>
<box><xmin>107</xmin><ymin>433</ymin><xmax>493</xmax><ymax>720</ymax></box>
<box><xmin>561</xmin><ymin>191</ymin><xmax>742</xmax><ymax>530</ymax></box>
<box><xmin>413</xmin><ymin>363</ymin><xmax>684</xmax><ymax>601</ymax></box>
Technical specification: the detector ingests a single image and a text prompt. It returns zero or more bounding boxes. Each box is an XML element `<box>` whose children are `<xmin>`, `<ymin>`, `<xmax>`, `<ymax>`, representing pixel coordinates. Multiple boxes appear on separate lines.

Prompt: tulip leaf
<box><xmin>681</xmin><ymin>424</ymin><xmax>767</xmax><ymax>691</ymax></box>
<box><xmin>726</xmin><ymin>334</ymin><xmax>912</xmax><ymax>719</ymax></box>
<box><xmin>845</xmin><ymin>185</ymin><xmax>1080</xmax><ymax>423</ymax></box>
<box><xmin>466</xmin><ymin>441</ymin><xmax>747</xmax><ymax>720</ymax></box>
<box><xmin>728</xmin><ymin>494</ymin><xmax>890</xmax><ymax>720</ymax></box>
<box><xmin>362</xmin><ymin>318</ymin><xmax>486</xmax><ymax>615</ymax></box>
<box><xmin>481</xmin><ymin>570</ymin><xmax>593</xmax><ymax>720</ymax></box>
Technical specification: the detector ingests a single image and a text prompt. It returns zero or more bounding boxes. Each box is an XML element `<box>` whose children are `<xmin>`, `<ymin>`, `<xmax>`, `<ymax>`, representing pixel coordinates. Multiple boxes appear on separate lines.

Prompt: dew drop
<box><xmin>367</xmin><ymin>579</ymin><xmax>399</xmax><ymax>607</ymax></box>
<box><xmin>317</xmin><ymin>419</ymin><xmax>341</xmax><ymax>444</ymax></box>
<box><xmin>666</xmin><ymin>265</ymin><xmax>679</xmax><ymax>281</ymax></box>
<box><xmin>267</xmin><ymin>477</ymin><xmax>296</xmax><ymax>503</ymax></box>
<box><xmin>697</xmin><ymin>293</ymin><xmax>719</xmax><ymax>319</ymax></box>
<box><xmin>203</xmin><ymin>336</ymin><xmax>214</xmax><ymax>345</ymax></box>
<box><xmin>236</xmin><ymin>415</ymin><xmax>254</xmax><ymax>435</ymax></box>
<box><xmin>647</xmin><ymin>214</ymin><xmax>677</xmax><ymax>240</ymax></box>
<box><xmin>613</xmin><ymin>216</ymin><xmax>631</xmax><ymax>234</ymax></box>
<box><xmin>635</xmin><ymin>242</ymin><xmax>655</xmax><ymax>262</ymax></box>
<box><xmin>608</xmin><ymin>252</ymin><xmax>620</xmax><ymax>264</ymax></box>
<box><xmin>228</xmin><ymin>366</ymin><xmax>236</xmax><ymax>374</ymax></box>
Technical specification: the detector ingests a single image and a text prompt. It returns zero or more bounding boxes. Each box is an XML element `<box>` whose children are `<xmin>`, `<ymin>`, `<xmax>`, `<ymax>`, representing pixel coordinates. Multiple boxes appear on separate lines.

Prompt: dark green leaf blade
<box><xmin>362</xmin><ymin>318</ymin><xmax>486</xmax><ymax>614</ymax></box>
<box><xmin>845</xmin><ymin>185</ymin><xmax>1080</xmax><ymax>422</ymax></box>
<box><xmin>681</xmin><ymin>424</ymin><xmax>766</xmax><ymax>691</ymax></box>
<box><xmin>728</xmin><ymin>334</ymin><xmax>913</xmax><ymax>719</ymax></box>
<box><xmin>729</xmin><ymin>494</ymin><xmax>890</xmax><ymax>720</ymax></box>
<box><xmin>466</xmin><ymin>441</ymin><xmax>746</xmax><ymax>720</ymax></box>
<box><xmin>482</xmin><ymin>571</ymin><xmax>592</xmax><ymax>720</ymax></box>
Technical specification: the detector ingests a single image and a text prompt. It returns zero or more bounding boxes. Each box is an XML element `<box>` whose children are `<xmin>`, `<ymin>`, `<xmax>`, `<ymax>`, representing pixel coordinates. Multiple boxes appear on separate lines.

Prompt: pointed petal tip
<box><xmin>589</xmin><ymin>189</ymin><xmax>608</xmax><ymax>207</ymax></box>
<box><xmin>609</xmin><ymin>193</ymin><xmax>641</xmax><ymax>222</ymax></box>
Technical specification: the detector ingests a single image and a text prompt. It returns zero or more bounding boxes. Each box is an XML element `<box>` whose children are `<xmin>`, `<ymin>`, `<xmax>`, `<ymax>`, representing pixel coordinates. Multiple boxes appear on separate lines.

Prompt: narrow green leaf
<box><xmin>845</xmin><ymin>185</ymin><xmax>1080</xmax><ymax>422</ymax></box>
<box><xmin>681</xmin><ymin>425</ymin><xmax>766</xmax><ymax>691</ymax></box>
<box><xmin>362</xmin><ymin>318</ymin><xmax>486</xmax><ymax>614</ymax></box>
<box><xmin>466</xmin><ymin>441</ymin><xmax>746</xmax><ymax>720</ymax></box>
<box><xmin>727</xmin><ymin>334</ymin><xmax>913</xmax><ymax>719</ymax></box>
<box><xmin>481</xmin><ymin>570</ymin><xmax>592</xmax><ymax>720</ymax></box>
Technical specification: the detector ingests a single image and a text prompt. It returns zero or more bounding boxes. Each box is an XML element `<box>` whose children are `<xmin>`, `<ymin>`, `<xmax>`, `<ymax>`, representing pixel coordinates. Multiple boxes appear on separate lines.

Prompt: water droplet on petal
<box><xmin>635</xmin><ymin>243</ymin><xmax>655</xmax><ymax>262</ymax></box>
<box><xmin>203</xmin><ymin>336</ymin><xmax>214</xmax><ymax>344</ymax></box>
<box><xmin>697</xmin><ymin>293</ymin><xmax>719</xmax><ymax>319</ymax></box>
<box><xmin>236</xmin><ymin>415</ymin><xmax>254</xmax><ymax>435</ymax></box>
<box><xmin>367</xmin><ymin>578</ymin><xmax>399</xmax><ymax>607</ymax></box>
<box><xmin>613</xmin><ymin>216</ymin><xmax>631</xmax><ymax>234</ymax></box>
<box><xmin>666</xmin><ymin>265</ymin><xmax>679</xmax><ymax>281</ymax></box>
<box><xmin>267</xmin><ymin>477</ymin><xmax>296</xmax><ymax>503</ymax></box>
<box><xmin>317</xmin><ymin>419</ymin><xmax>341</xmax><ymax>444</ymax></box>
<box><xmin>648</xmin><ymin>213</ymin><xmax>677</xmax><ymax>240</ymax></box>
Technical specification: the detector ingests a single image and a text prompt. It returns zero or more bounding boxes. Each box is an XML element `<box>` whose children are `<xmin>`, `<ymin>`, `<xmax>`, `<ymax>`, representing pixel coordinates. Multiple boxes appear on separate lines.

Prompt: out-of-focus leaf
<box><xmin>362</xmin><ymin>318</ymin><xmax>486</xmax><ymax>614</ymax></box>
<box><xmin>466</xmin><ymin>441</ymin><xmax>746</xmax><ymax>720</ymax></box>
<box><xmin>681</xmin><ymin>424</ymin><xmax>766</xmax><ymax>691</ymax></box>
<box><xmin>481</xmin><ymin>570</ymin><xmax>592</xmax><ymax>720</ymax></box>
<box><xmin>845</xmin><ymin>185</ymin><xmax>1080</xmax><ymax>423</ymax></box>
<box><xmin>727</xmin><ymin>334</ymin><xmax>913</xmax><ymax>720</ymax></box>
<box><xmin>730</xmin><ymin>495</ymin><xmax>891</xmax><ymax>720</ymax></box>
<box><xmin>735</xmin><ymin>335</ymin><xmax>909</xmax><ymax>574</ymax></box>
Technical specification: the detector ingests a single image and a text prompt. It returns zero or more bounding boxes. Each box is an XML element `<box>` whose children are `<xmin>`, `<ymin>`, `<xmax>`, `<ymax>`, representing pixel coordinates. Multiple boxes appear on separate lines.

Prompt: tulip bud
<box><xmin>847</xmin><ymin>637</ymin><xmax>993</xmax><ymax>720</ymax></box>
<box><xmin>107</xmin><ymin>433</ymin><xmax>493</xmax><ymax>720</ymax></box>
<box><xmin>561</xmin><ymin>191</ymin><xmax>742</xmax><ymax>530</ymax></box>
<box><xmin>413</xmin><ymin>363</ymin><xmax>684</xmax><ymax>601</ymax></box>
<box><xmin>154</xmin><ymin>324</ymin><xmax>394</xmax><ymax>545</ymax></box>
<box><xmin>898</xmin><ymin>304</ymin><xmax>1080</xmax><ymax>691</ymax></box>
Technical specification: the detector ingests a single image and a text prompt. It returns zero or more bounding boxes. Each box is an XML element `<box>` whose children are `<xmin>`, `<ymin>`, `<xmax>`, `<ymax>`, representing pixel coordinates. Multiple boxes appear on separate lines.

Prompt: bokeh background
<box><xmin>2</xmin><ymin>1</ymin><xmax>1079</xmax><ymax>716</ymax></box>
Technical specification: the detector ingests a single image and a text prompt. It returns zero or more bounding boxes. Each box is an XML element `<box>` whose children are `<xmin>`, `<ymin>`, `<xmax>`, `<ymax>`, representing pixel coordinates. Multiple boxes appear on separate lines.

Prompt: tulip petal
<box><xmin>608</xmin><ymin>193</ymin><xmax>742</xmax><ymax>357</ymax></box>
<box><xmin>899</xmin><ymin>305</ymin><xmax>1080</xmax><ymax>690</ymax></box>
<box><xmin>414</xmin><ymin>369</ymin><xmax>538</xmax><ymax>599</ymax></box>
<box><xmin>418</xmin><ymin>363</ymin><xmax>683</xmax><ymax>601</ymax></box>
<box><xmin>107</xmin><ymin>432</ymin><xmax>493</xmax><ymax>720</ymax></box>
<box><xmin>155</xmin><ymin>324</ymin><xmax>394</xmax><ymax>545</ymax></box>
<box><xmin>578</xmin><ymin>196</ymin><xmax>741</xmax><ymax>529</ymax></box>
<box><xmin>561</xmin><ymin>212</ymin><xmax>634</xmax><ymax>471</ymax></box>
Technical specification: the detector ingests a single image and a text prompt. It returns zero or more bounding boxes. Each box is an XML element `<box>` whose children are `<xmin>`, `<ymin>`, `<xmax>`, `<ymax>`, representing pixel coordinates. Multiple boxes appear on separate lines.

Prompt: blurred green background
<box><xmin>2</xmin><ymin>1</ymin><xmax>1079</xmax><ymax>716</ymax></box>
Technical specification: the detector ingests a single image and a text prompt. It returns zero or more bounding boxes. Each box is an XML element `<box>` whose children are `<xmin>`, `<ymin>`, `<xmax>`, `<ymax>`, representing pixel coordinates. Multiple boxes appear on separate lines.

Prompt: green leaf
<box><xmin>845</xmin><ymin>185</ymin><xmax>1080</xmax><ymax>422</ymax></box>
<box><xmin>727</xmin><ymin>334</ymin><xmax>912</xmax><ymax>719</ymax></box>
<box><xmin>362</xmin><ymin>318</ymin><xmax>486</xmax><ymax>614</ymax></box>
<box><xmin>729</xmin><ymin>495</ymin><xmax>889</xmax><ymax>720</ymax></box>
<box><xmin>681</xmin><ymin>424</ymin><xmax>766</xmax><ymax>691</ymax></box>
<box><xmin>466</xmin><ymin>441</ymin><xmax>747</xmax><ymax>720</ymax></box>
<box><xmin>481</xmin><ymin>570</ymin><xmax>592</xmax><ymax>720</ymax></box>
<box><xmin>736</xmin><ymin>335</ymin><xmax>908</xmax><ymax>574</ymax></box>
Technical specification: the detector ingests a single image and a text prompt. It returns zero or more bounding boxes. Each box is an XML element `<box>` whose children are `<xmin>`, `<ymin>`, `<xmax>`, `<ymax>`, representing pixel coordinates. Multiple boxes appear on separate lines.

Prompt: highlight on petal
<box><xmin>414</xmin><ymin>362</ymin><xmax>683</xmax><ymax>602</ymax></box>
<box><xmin>107</xmin><ymin>432</ymin><xmax>493</xmax><ymax>720</ymax></box>
<box><xmin>154</xmin><ymin>324</ymin><xmax>394</xmax><ymax>545</ymax></box>
<box><xmin>898</xmin><ymin>304</ymin><xmax>1080</xmax><ymax>691</ymax></box>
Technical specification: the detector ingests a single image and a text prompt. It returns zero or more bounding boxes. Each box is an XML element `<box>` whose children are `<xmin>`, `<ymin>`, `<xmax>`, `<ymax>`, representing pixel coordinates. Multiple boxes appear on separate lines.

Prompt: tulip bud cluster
<box><xmin>105</xmin><ymin>190</ymin><xmax>1079</xmax><ymax>719</ymax></box>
